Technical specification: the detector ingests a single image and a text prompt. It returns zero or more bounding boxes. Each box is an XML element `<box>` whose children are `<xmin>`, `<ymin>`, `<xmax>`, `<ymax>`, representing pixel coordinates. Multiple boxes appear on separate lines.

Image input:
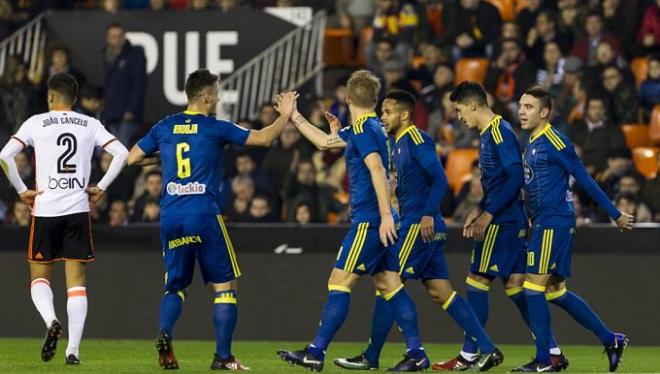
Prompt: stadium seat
<box><xmin>455</xmin><ymin>58</ymin><xmax>490</xmax><ymax>85</ymax></box>
<box><xmin>485</xmin><ymin>0</ymin><xmax>516</xmax><ymax>21</ymax></box>
<box><xmin>632</xmin><ymin>147</ymin><xmax>659</xmax><ymax>179</ymax></box>
<box><xmin>445</xmin><ymin>148</ymin><xmax>479</xmax><ymax>195</ymax></box>
<box><xmin>356</xmin><ymin>27</ymin><xmax>373</xmax><ymax>67</ymax></box>
<box><xmin>651</xmin><ymin>104</ymin><xmax>660</xmax><ymax>146</ymax></box>
<box><xmin>411</xmin><ymin>56</ymin><xmax>425</xmax><ymax>69</ymax></box>
<box><xmin>631</xmin><ymin>57</ymin><xmax>649</xmax><ymax>89</ymax></box>
<box><xmin>323</xmin><ymin>28</ymin><xmax>354</xmax><ymax>67</ymax></box>
<box><xmin>515</xmin><ymin>0</ymin><xmax>528</xmax><ymax>12</ymax></box>
<box><xmin>621</xmin><ymin>124</ymin><xmax>651</xmax><ymax>149</ymax></box>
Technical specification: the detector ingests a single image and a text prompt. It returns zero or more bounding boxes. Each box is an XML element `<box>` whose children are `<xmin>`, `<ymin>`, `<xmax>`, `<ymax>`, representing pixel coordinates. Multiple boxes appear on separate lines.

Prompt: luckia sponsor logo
<box><xmin>166</xmin><ymin>181</ymin><xmax>206</xmax><ymax>195</ymax></box>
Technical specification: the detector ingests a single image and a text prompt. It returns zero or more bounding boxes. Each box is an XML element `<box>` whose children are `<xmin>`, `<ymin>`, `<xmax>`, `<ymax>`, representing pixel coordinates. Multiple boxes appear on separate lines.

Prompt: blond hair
<box><xmin>346</xmin><ymin>70</ymin><xmax>381</xmax><ymax>109</ymax></box>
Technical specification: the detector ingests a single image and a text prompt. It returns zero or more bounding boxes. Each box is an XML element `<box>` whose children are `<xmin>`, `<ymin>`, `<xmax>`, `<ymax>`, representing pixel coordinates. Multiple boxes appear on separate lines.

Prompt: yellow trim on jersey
<box><xmin>344</xmin><ymin>223</ymin><xmax>369</xmax><ymax>272</ymax></box>
<box><xmin>505</xmin><ymin>287</ymin><xmax>524</xmax><ymax>297</ymax></box>
<box><xmin>328</xmin><ymin>285</ymin><xmax>352</xmax><ymax>293</ymax></box>
<box><xmin>395</xmin><ymin>125</ymin><xmax>424</xmax><ymax>145</ymax></box>
<box><xmin>479</xmin><ymin>224</ymin><xmax>499</xmax><ymax>273</ymax></box>
<box><xmin>442</xmin><ymin>291</ymin><xmax>457</xmax><ymax>310</ymax></box>
<box><xmin>217</xmin><ymin>215</ymin><xmax>241</xmax><ymax>277</ymax></box>
<box><xmin>545</xmin><ymin>127</ymin><xmax>566</xmax><ymax>150</ymax></box>
<box><xmin>466</xmin><ymin>277</ymin><xmax>490</xmax><ymax>291</ymax></box>
<box><xmin>353</xmin><ymin>112</ymin><xmax>377</xmax><ymax>134</ymax></box>
<box><xmin>479</xmin><ymin>115</ymin><xmax>502</xmax><ymax>135</ymax></box>
<box><xmin>398</xmin><ymin>224</ymin><xmax>420</xmax><ymax>274</ymax></box>
<box><xmin>529</xmin><ymin>123</ymin><xmax>551</xmax><ymax>143</ymax></box>
<box><xmin>540</xmin><ymin>229</ymin><xmax>554</xmax><ymax>274</ymax></box>
<box><xmin>383</xmin><ymin>285</ymin><xmax>404</xmax><ymax>301</ymax></box>
<box><xmin>176</xmin><ymin>291</ymin><xmax>186</xmax><ymax>301</ymax></box>
<box><xmin>214</xmin><ymin>295</ymin><xmax>237</xmax><ymax>304</ymax></box>
<box><xmin>546</xmin><ymin>287</ymin><xmax>567</xmax><ymax>301</ymax></box>
<box><xmin>375</xmin><ymin>290</ymin><xmax>382</xmax><ymax>296</ymax></box>
<box><xmin>523</xmin><ymin>281</ymin><xmax>547</xmax><ymax>292</ymax></box>
<box><xmin>183</xmin><ymin>110</ymin><xmax>203</xmax><ymax>115</ymax></box>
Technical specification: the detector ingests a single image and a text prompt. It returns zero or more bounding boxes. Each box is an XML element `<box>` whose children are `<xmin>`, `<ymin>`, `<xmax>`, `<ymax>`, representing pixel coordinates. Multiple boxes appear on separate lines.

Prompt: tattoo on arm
<box><xmin>325</xmin><ymin>135</ymin><xmax>344</xmax><ymax>147</ymax></box>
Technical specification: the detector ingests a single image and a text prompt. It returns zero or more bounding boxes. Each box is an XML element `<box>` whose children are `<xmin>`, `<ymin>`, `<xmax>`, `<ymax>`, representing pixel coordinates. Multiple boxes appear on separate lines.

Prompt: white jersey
<box><xmin>13</xmin><ymin>111</ymin><xmax>117</xmax><ymax>217</ymax></box>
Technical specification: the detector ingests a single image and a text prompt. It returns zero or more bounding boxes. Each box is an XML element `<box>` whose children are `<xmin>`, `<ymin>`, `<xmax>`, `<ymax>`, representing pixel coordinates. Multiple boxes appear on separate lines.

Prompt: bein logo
<box><xmin>166</xmin><ymin>181</ymin><xmax>206</xmax><ymax>196</ymax></box>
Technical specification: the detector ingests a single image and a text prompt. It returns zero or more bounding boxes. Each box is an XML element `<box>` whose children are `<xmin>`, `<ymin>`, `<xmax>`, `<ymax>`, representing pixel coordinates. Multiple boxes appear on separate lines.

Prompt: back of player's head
<box><xmin>384</xmin><ymin>89</ymin><xmax>416</xmax><ymax>115</ymax></box>
<box><xmin>47</xmin><ymin>73</ymin><xmax>78</xmax><ymax>104</ymax></box>
<box><xmin>523</xmin><ymin>85</ymin><xmax>553</xmax><ymax>114</ymax></box>
<box><xmin>449</xmin><ymin>81</ymin><xmax>488</xmax><ymax>107</ymax></box>
<box><xmin>185</xmin><ymin>69</ymin><xmax>219</xmax><ymax>100</ymax></box>
<box><xmin>346</xmin><ymin>70</ymin><xmax>381</xmax><ymax>109</ymax></box>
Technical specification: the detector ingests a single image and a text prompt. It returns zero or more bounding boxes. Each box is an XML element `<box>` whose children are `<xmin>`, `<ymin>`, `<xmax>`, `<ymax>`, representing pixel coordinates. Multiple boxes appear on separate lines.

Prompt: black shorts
<box><xmin>27</xmin><ymin>212</ymin><xmax>94</xmax><ymax>263</ymax></box>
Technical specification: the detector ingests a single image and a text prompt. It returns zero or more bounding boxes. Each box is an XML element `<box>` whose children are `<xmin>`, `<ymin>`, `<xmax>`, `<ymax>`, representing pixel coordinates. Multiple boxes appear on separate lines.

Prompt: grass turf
<box><xmin>0</xmin><ymin>339</ymin><xmax>657</xmax><ymax>373</ymax></box>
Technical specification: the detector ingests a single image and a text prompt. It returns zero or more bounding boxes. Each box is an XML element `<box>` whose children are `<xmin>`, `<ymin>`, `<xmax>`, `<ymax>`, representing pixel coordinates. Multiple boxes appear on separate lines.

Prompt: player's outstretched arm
<box><xmin>364</xmin><ymin>152</ymin><xmax>397</xmax><ymax>246</ymax></box>
<box><xmin>290</xmin><ymin>109</ymin><xmax>346</xmax><ymax>150</ymax></box>
<box><xmin>246</xmin><ymin>91</ymin><xmax>298</xmax><ymax>147</ymax></box>
<box><xmin>127</xmin><ymin>144</ymin><xmax>154</xmax><ymax>166</ymax></box>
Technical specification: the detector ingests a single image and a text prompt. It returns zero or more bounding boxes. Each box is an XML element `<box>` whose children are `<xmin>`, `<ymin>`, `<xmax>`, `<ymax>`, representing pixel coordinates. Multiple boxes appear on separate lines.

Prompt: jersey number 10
<box><xmin>176</xmin><ymin>142</ymin><xmax>191</xmax><ymax>178</ymax></box>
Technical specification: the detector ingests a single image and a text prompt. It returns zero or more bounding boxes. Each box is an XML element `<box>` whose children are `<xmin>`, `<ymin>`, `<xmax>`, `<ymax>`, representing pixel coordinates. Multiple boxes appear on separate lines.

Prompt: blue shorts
<box><xmin>469</xmin><ymin>223</ymin><xmax>527</xmax><ymax>279</ymax></box>
<box><xmin>382</xmin><ymin>219</ymin><xmax>449</xmax><ymax>281</ymax></box>
<box><xmin>160</xmin><ymin>213</ymin><xmax>240</xmax><ymax>292</ymax></box>
<box><xmin>526</xmin><ymin>225</ymin><xmax>574</xmax><ymax>278</ymax></box>
<box><xmin>335</xmin><ymin>221</ymin><xmax>386</xmax><ymax>275</ymax></box>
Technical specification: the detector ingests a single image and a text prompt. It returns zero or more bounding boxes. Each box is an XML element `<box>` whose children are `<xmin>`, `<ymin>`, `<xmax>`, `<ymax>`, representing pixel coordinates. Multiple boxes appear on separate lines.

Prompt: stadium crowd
<box><xmin>0</xmin><ymin>0</ymin><xmax>659</xmax><ymax>226</ymax></box>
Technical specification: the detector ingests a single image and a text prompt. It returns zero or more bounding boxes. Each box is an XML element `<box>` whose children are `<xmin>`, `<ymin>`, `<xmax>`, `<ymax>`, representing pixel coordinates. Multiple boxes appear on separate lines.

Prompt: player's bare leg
<box><xmin>210</xmin><ymin>280</ymin><xmax>249</xmax><ymax>371</ymax></box>
<box><xmin>29</xmin><ymin>262</ymin><xmax>62</xmax><ymax>363</ymax></box>
<box><xmin>63</xmin><ymin>261</ymin><xmax>87</xmax><ymax>365</ymax></box>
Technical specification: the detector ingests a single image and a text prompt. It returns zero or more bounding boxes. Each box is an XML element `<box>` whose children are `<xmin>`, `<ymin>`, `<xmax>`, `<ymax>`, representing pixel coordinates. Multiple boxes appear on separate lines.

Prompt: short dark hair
<box><xmin>586</xmin><ymin>93</ymin><xmax>607</xmax><ymax>107</ymax></box>
<box><xmin>449</xmin><ymin>81</ymin><xmax>488</xmax><ymax>106</ymax></box>
<box><xmin>47</xmin><ymin>73</ymin><xmax>78</xmax><ymax>103</ymax></box>
<box><xmin>384</xmin><ymin>89</ymin><xmax>416</xmax><ymax>115</ymax></box>
<box><xmin>586</xmin><ymin>10</ymin><xmax>603</xmax><ymax>21</ymax></box>
<box><xmin>537</xmin><ymin>9</ymin><xmax>557</xmax><ymax>24</ymax></box>
<box><xmin>145</xmin><ymin>170</ymin><xmax>162</xmax><ymax>181</ymax></box>
<box><xmin>501</xmin><ymin>37</ymin><xmax>522</xmax><ymax>49</ymax></box>
<box><xmin>79</xmin><ymin>85</ymin><xmax>102</xmax><ymax>100</ymax></box>
<box><xmin>106</xmin><ymin>22</ymin><xmax>124</xmax><ymax>31</ymax></box>
<box><xmin>523</xmin><ymin>86</ymin><xmax>553</xmax><ymax>113</ymax></box>
<box><xmin>184</xmin><ymin>69</ymin><xmax>218</xmax><ymax>100</ymax></box>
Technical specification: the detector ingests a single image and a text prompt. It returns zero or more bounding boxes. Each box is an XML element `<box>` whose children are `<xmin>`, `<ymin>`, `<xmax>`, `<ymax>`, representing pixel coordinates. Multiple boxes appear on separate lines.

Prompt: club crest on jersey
<box><xmin>523</xmin><ymin>162</ymin><xmax>534</xmax><ymax>184</ymax></box>
<box><xmin>166</xmin><ymin>181</ymin><xmax>206</xmax><ymax>195</ymax></box>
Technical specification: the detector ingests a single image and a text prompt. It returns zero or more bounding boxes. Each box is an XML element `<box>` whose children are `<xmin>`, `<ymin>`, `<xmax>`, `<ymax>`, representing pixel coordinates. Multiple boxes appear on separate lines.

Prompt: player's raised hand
<box><xmin>324</xmin><ymin>111</ymin><xmax>342</xmax><ymax>134</ymax></box>
<box><xmin>463</xmin><ymin>207</ymin><xmax>482</xmax><ymax>238</ymax></box>
<box><xmin>86</xmin><ymin>186</ymin><xmax>105</xmax><ymax>204</ymax></box>
<box><xmin>274</xmin><ymin>91</ymin><xmax>299</xmax><ymax>117</ymax></box>
<box><xmin>420</xmin><ymin>215</ymin><xmax>435</xmax><ymax>243</ymax></box>
<box><xmin>379</xmin><ymin>213</ymin><xmax>398</xmax><ymax>247</ymax></box>
<box><xmin>19</xmin><ymin>189</ymin><xmax>42</xmax><ymax>205</ymax></box>
<box><xmin>615</xmin><ymin>212</ymin><xmax>634</xmax><ymax>231</ymax></box>
<box><xmin>471</xmin><ymin>211</ymin><xmax>493</xmax><ymax>242</ymax></box>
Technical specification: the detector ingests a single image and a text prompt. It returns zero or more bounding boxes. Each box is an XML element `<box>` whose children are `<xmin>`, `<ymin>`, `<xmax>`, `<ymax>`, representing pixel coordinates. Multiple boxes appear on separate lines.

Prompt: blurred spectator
<box><xmin>615</xmin><ymin>192</ymin><xmax>652</xmax><ymax>223</ymax></box>
<box><xmin>641</xmin><ymin>153</ymin><xmax>660</xmax><ymax>221</ymax></box>
<box><xmin>573</xmin><ymin>194</ymin><xmax>599</xmax><ymax>226</ymax></box>
<box><xmin>525</xmin><ymin>10</ymin><xmax>571</xmax><ymax>69</ymax></box>
<box><xmin>190</xmin><ymin>0</ymin><xmax>209</xmax><ymax>10</ymax></box>
<box><xmin>291</xmin><ymin>200</ymin><xmax>314</xmax><ymax>224</ymax></box>
<box><xmin>261</xmin><ymin>122</ymin><xmax>315</xmax><ymax>194</ymax></box>
<box><xmin>452</xmin><ymin>177</ymin><xmax>483</xmax><ymax>223</ymax></box>
<box><xmin>553</xmin><ymin>56</ymin><xmax>584</xmax><ymax>126</ymax></box>
<box><xmin>282</xmin><ymin>160</ymin><xmax>346</xmax><ymax>222</ymax></box>
<box><xmin>569</xmin><ymin>95</ymin><xmax>626</xmax><ymax>174</ymax></box>
<box><xmin>455</xmin><ymin>158</ymin><xmax>480</xmax><ymax>203</ymax></box>
<box><xmin>420</xmin><ymin>63</ymin><xmax>454</xmax><ymax>113</ymax></box>
<box><xmin>329</xmin><ymin>78</ymin><xmax>350</xmax><ymax>126</ymax></box>
<box><xmin>598</xmin><ymin>148</ymin><xmax>636</xmax><ymax>195</ymax></box>
<box><xmin>15</xmin><ymin>151</ymin><xmax>34</xmax><ymax>188</ymax></box>
<box><xmin>235</xmin><ymin>151</ymin><xmax>275</xmax><ymax>198</ymax></box>
<box><xmin>441</xmin><ymin>0</ymin><xmax>501</xmax><ymax>59</ymax></box>
<box><xmin>428</xmin><ymin>90</ymin><xmax>478</xmax><ymax>154</ymax></box>
<box><xmin>0</xmin><ymin>57</ymin><xmax>38</xmax><ymax>134</ymax></box>
<box><xmin>140</xmin><ymin>197</ymin><xmax>160</xmax><ymax>222</ymax></box>
<box><xmin>638</xmin><ymin>0</ymin><xmax>660</xmax><ymax>55</ymax></box>
<box><xmin>335</xmin><ymin>0</ymin><xmax>374</xmax><ymax>35</ymax></box>
<box><xmin>103</xmin><ymin>22</ymin><xmax>147</xmax><ymax>147</ymax></box>
<box><xmin>311</xmin><ymin>147</ymin><xmax>346</xmax><ymax>192</ymax></box>
<box><xmin>217</xmin><ymin>0</ymin><xmax>246</xmax><ymax>12</ymax></box>
<box><xmin>600</xmin><ymin>0</ymin><xmax>640</xmax><ymax>57</ymax></box>
<box><xmin>11</xmin><ymin>199</ymin><xmax>30</xmax><ymax>226</ymax></box>
<box><xmin>382</xmin><ymin>58</ymin><xmax>417</xmax><ymax>95</ymax></box>
<box><xmin>601</xmin><ymin>65</ymin><xmax>640</xmax><ymax>124</ymax></box>
<box><xmin>370</xmin><ymin>0</ymin><xmax>418</xmax><ymax>63</ymax></box>
<box><xmin>408</xmin><ymin>42</ymin><xmax>449</xmax><ymax>87</ymax></box>
<box><xmin>639</xmin><ymin>55</ymin><xmax>660</xmax><ymax>120</ymax></box>
<box><xmin>226</xmin><ymin>175</ymin><xmax>255</xmax><ymax>222</ymax></box>
<box><xmin>367</xmin><ymin>37</ymin><xmax>395</xmax><ymax>77</ymax></box>
<box><xmin>516</xmin><ymin>0</ymin><xmax>552</xmax><ymax>38</ymax></box>
<box><xmin>101</xmin><ymin>0</ymin><xmax>120</xmax><ymax>13</ymax></box>
<box><xmin>255</xmin><ymin>102</ymin><xmax>276</xmax><ymax>129</ymax></box>
<box><xmin>42</xmin><ymin>45</ymin><xmax>86</xmax><ymax>90</ymax></box>
<box><xmin>484</xmin><ymin>38</ymin><xmax>536</xmax><ymax>118</ymax></box>
<box><xmin>571</xmin><ymin>11</ymin><xmax>621</xmax><ymax>66</ymax></box>
<box><xmin>492</xmin><ymin>21</ymin><xmax>521</xmax><ymax>60</ymax></box>
<box><xmin>583</xmin><ymin>41</ymin><xmax>630</xmax><ymax>91</ymax></box>
<box><xmin>108</xmin><ymin>200</ymin><xmax>129</xmax><ymax>227</ymax></box>
<box><xmin>247</xmin><ymin>195</ymin><xmax>277</xmax><ymax>222</ymax></box>
<box><xmin>557</xmin><ymin>0</ymin><xmax>588</xmax><ymax>41</ymax></box>
<box><xmin>149</xmin><ymin>0</ymin><xmax>167</xmax><ymax>10</ymax></box>
<box><xmin>132</xmin><ymin>170</ymin><xmax>161</xmax><ymax>221</ymax></box>
<box><xmin>94</xmin><ymin>152</ymin><xmax>138</xmax><ymax>203</ymax></box>
<box><xmin>536</xmin><ymin>41</ymin><xmax>565</xmax><ymax>96</ymax></box>
<box><xmin>74</xmin><ymin>85</ymin><xmax>103</xmax><ymax>119</ymax></box>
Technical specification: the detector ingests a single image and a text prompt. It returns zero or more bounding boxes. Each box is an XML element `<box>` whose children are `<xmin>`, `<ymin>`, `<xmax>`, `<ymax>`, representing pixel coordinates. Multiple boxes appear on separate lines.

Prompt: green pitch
<box><xmin>0</xmin><ymin>339</ymin><xmax>657</xmax><ymax>373</ymax></box>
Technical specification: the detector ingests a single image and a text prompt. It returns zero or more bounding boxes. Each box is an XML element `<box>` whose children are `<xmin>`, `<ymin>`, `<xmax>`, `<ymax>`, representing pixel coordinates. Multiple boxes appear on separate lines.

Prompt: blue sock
<box><xmin>213</xmin><ymin>290</ymin><xmax>238</xmax><ymax>359</ymax></box>
<box><xmin>462</xmin><ymin>281</ymin><xmax>489</xmax><ymax>354</ymax></box>
<box><xmin>548</xmin><ymin>289</ymin><xmax>614</xmax><ymax>346</ymax></box>
<box><xmin>444</xmin><ymin>292</ymin><xmax>496</xmax><ymax>354</ymax></box>
<box><xmin>385</xmin><ymin>286</ymin><xmax>425</xmax><ymax>359</ymax></box>
<box><xmin>159</xmin><ymin>291</ymin><xmax>184</xmax><ymax>338</ymax></box>
<box><xmin>309</xmin><ymin>286</ymin><xmax>351</xmax><ymax>360</ymax></box>
<box><xmin>364</xmin><ymin>294</ymin><xmax>393</xmax><ymax>364</ymax></box>
<box><xmin>508</xmin><ymin>287</ymin><xmax>560</xmax><ymax>352</ymax></box>
<box><xmin>524</xmin><ymin>283</ymin><xmax>552</xmax><ymax>365</ymax></box>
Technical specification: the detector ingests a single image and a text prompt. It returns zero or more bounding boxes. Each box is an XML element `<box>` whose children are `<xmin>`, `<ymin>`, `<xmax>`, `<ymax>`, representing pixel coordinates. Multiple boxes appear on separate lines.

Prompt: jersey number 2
<box><xmin>57</xmin><ymin>133</ymin><xmax>77</xmax><ymax>174</ymax></box>
<box><xmin>176</xmin><ymin>142</ymin><xmax>191</xmax><ymax>178</ymax></box>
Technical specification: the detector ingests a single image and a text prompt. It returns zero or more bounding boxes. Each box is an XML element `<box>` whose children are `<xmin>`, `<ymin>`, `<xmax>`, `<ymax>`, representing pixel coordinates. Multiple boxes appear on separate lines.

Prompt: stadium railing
<box><xmin>0</xmin><ymin>14</ymin><xmax>46</xmax><ymax>83</ymax></box>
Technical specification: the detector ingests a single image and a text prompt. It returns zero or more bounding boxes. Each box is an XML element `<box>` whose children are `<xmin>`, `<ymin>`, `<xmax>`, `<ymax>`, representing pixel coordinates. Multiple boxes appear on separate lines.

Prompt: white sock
<box><xmin>459</xmin><ymin>350</ymin><xmax>479</xmax><ymax>361</ymax></box>
<box><xmin>65</xmin><ymin>287</ymin><xmax>88</xmax><ymax>358</ymax></box>
<box><xmin>30</xmin><ymin>278</ymin><xmax>57</xmax><ymax>327</ymax></box>
<box><xmin>550</xmin><ymin>347</ymin><xmax>562</xmax><ymax>355</ymax></box>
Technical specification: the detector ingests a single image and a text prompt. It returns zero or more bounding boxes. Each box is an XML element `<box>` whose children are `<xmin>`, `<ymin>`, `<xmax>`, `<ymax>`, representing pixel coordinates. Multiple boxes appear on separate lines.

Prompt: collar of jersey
<box><xmin>395</xmin><ymin>124</ymin><xmax>418</xmax><ymax>143</ymax></box>
<box><xmin>353</xmin><ymin>112</ymin><xmax>377</xmax><ymax>126</ymax></box>
<box><xmin>183</xmin><ymin>110</ymin><xmax>203</xmax><ymax>115</ymax></box>
<box><xmin>529</xmin><ymin>123</ymin><xmax>552</xmax><ymax>143</ymax></box>
<box><xmin>479</xmin><ymin>115</ymin><xmax>502</xmax><ymax>135</ymax></box>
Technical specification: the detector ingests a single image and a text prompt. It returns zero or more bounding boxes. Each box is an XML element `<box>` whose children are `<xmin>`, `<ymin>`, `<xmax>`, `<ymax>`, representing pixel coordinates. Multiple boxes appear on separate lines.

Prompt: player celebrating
<box><xmin>127</xmin><ymin>69</ymin><xmax>297</xmax><ymax>370</ymax></box>
<box><xmin>333</xmin><ymin>89</ymin><xmax>503</xmax><ymax>372</ymax></box>
<box><xmin>277</xmin><ymin>70</ymin><xmax>434</xmax><ymax>372</ymax></box>
<box><xmin>513</xmin><ymin>87</ymin><xmax>633</xmax><ymax>372</ymax></box>
<box><xmin>434</xmin><ymin>81</ymin><xmax>567</xmax><ymax>371</ymax></box>
<box><xmin>0</xmin><ymin>73</ymin><xmax>129</xmax><ymax>365</ymax></box>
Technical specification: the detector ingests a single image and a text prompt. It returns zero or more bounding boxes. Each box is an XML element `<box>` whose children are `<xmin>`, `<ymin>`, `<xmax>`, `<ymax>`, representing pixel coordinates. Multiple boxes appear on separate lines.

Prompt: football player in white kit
<box><xmin>0</xmin><ymin>73</ymin><xmax>129</xmax><ymax>365</ymax></box>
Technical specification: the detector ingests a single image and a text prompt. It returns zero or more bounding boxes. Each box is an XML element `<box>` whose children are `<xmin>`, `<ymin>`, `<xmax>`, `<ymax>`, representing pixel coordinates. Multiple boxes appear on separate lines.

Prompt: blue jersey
<box><xmin>337</xmin><ymin>112</ymin><xmax>389</xmax><ymax>224</ymax></box>
<box><xmin>478</xmin><ymin>115</ymin><xmax>526</xmax><ymax>225</ymax></box>
<box><xmin>523</xmin><ymin>124</ymin><xmax>620</xmax><ymax>227</ymax></box>
<box><xmin>137</xmin><ymin>111</ymin><xmax>250</xmax><ymax>216</ymax></box>
<box><xmin>392</xmin><ymin>125</ymin><xmax>447</xmax><ymax>223</ymax></box>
